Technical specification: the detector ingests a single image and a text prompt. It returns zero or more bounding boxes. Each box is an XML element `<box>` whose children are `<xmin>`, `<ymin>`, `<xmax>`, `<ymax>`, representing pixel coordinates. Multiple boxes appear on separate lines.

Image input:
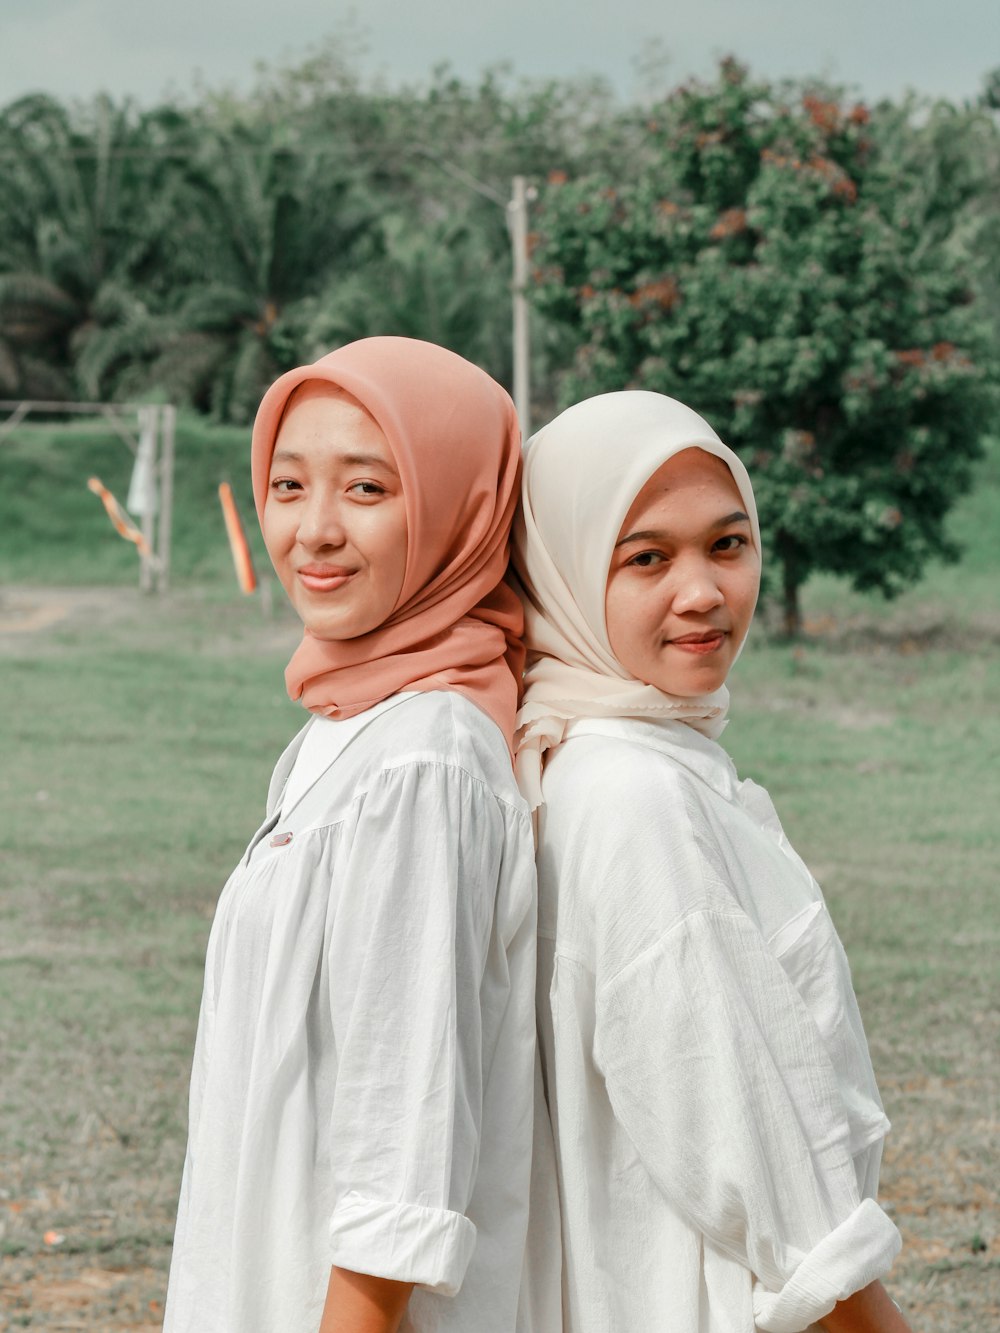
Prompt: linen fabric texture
<box><xmin>251</xmin><ymin>335</ymin><xmax>525</xmax><ymax>750</ymax></box>
<box><xmin>533</xmin><ymin>716</ymin><xmax>901</xmax><ymax>1333</ymax></box>
<box><xmin>513</xmin><ymin>391</ymin><xmax>900</xmax><ymax>1329</ymax></box>
<box><xmin>512</xmin><ymin>389</ymin><xmax>761</xmax><ymax>807</ymax></box>
<box><xmin>163</xmin><ymin>691</ymin><xmax>539</xmax><ymax>1333</ymax></box>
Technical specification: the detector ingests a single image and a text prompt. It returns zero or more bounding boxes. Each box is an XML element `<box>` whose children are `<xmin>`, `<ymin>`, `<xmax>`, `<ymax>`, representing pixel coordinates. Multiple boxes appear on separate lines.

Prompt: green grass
<box><xmin>0</xmin><ymin>589</ymin><xmax>303</xmax><ymax>1327</ymax></box>
<box><xmin>0</xmin><ymin>426</ymin><xmax>998</xmax><ymax>1328</ymax></box>
<box><xmin>0</xmin><ymin>414</ymin><xmax>266</xmax><ymax>586</ymax></box>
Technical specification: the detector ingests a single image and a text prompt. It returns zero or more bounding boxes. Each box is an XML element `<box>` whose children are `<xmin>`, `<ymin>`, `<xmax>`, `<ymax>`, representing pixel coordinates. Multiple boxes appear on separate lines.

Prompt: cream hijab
<box><xmin>512</xmin><ymin>390</ymin><xmax>761</xmax><ymax>809</ymax></box>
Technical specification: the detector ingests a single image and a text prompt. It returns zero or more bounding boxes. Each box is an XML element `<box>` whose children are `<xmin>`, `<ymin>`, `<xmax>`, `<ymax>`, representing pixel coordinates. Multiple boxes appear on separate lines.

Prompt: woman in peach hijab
<box><xmin>164</xmin><ymin>338</ymin><xmax>539</xmax><ymax>1333</ymax></box>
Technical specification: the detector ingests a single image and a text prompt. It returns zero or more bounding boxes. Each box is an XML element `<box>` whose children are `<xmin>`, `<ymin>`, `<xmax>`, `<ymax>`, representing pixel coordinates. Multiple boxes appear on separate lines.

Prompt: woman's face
<box><xmin>604</xmin><ymin>448</ymin><xmax>760</xmax><ymax>697</ymax></box>
<box><xmin>262</xmin><ymin>382</ymin><xmax>408</xmax><ymax>640</ymax></box>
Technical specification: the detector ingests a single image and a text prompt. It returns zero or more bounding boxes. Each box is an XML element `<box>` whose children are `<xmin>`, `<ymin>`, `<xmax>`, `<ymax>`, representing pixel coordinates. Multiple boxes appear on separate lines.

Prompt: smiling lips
<box><xmin>297</xmin><ymin>564</ymin><xmax>356</xmax><ymax>593</ymax></box>
<box><xmin>668</xmin><ymin>629</ymin><xmax>728</xmax><ymax>655</ymax></box>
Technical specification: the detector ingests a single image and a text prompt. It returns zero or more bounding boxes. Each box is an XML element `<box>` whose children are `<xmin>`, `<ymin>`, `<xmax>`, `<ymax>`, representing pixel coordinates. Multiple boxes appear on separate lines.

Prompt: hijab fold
<box><xmin>251</xmin><ymin>337</ymin><xmax>524</xmax><ymax>751</ymax></box>
<box><xmin>512</xmin><ymin>391</ymin><xmax>761</xmax><ymax>808</ymax></box>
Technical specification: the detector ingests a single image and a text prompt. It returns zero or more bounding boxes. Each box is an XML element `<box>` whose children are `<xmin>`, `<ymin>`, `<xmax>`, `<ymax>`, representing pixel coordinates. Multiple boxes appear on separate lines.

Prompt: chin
<box><xmin>305</xmin><ymin>619</ymin><xmax>364</xmax><ymax>641</ymax></box>
<box><xmin>659</xmin><ymin>682</ymin><xmax>716</xmax><ymax>698</ymax></box>
<box><xmin>305</xmin><ymin>609</ymin><xmax>389</xmax><ymax>640</ymax></box>
<box><xmin>649</xmin><ymin>667</ymin><xmax>728</xmax><ymax>697</ymax></box>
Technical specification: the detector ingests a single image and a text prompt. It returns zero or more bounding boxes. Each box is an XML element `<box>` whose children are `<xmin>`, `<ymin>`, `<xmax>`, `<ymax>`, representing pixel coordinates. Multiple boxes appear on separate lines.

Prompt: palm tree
<box><xmin>130</xmin><ymin>123</ymin><xmax>383</xmax><ymax>422</ymax></box>
<box><xmin>0</xmin><ymin>92</ymin><xmax>191</xmax><ymax>400</ymax></box>
<box><xmin>304</xmin><ymin>211</ymin><xmax>513</xmax><ymax>385</ymax></box>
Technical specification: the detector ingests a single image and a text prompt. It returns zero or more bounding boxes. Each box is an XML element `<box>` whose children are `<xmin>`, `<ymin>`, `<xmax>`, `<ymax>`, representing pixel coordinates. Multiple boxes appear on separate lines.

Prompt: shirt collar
<box><xmin>563</xmin><ymin>714</ymin><xmax>740</xmax><ymax>802</ymax></box>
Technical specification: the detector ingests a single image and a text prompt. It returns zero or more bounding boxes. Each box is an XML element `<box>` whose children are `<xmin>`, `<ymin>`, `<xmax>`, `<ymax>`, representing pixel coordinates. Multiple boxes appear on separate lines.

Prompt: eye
<box><xmin>626</xmin><ymin>550</ymin><xmax>666</xmax><ymax>568</ymax></box>
<box><xmin>270</xmin><ymin>477</ymin><xmax>301</xmax><ymax>495</ymax></box>
<box><xmin>713</xmin><ymin>534</ymin><xmax>749</xmax><ymax>554</ymax></box>
<box><xmin>348</xmin><ymin>480</ymin><xmax>388</xmax><ymax>497</ymax></box>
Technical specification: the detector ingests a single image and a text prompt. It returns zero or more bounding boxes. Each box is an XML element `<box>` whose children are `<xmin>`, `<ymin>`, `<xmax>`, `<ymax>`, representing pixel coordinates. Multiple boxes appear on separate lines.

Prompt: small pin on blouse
<box><xmin>269</xmin><ymin>831</ymin><xmax>294</xmax><ymax>847</ymax></box>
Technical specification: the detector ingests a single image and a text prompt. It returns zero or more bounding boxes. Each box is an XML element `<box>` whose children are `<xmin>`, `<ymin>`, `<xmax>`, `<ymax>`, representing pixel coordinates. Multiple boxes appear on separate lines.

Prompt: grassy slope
<box><xmin>0</xmin><ymin>427</ymin><xmax>997</xmax><ymax>1327</ymax></box>
<box><xmin>0</xmin><ymin>416</ymin><xmax>265</xmax><ymax>586</ymax></box>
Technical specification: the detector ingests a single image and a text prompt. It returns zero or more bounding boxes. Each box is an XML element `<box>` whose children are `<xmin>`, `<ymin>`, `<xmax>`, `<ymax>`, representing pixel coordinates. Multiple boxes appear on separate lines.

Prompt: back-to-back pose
<box><xmin>513</xmin><ymin>391</ymin><xmax>913</xmax><ymax>1333</ymax></box>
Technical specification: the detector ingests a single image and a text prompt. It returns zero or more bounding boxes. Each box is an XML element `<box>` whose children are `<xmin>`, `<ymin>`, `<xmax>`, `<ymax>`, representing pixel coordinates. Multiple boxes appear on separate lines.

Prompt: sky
<box><xmin>1</xmin><ymin>0</ymin><xmax>998</xmax><ymax>108</ymax></box>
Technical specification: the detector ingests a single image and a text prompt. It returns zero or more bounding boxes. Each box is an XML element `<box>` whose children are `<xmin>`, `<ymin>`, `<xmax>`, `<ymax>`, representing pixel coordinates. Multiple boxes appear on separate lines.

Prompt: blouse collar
<box><xmin>562</xmin><ymin>714</ymin><xmax>740</xmax><ymax>803</ymax></box>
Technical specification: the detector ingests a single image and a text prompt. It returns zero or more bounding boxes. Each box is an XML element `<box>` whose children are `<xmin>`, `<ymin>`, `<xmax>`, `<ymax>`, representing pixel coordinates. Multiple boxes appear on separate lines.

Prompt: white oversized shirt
<box><xmin>533</xmin><ymin>715</ymin><xmax>901</xmax><ymax>1333</ymax></box>
<box><xmin>164</xmin><ymin>691</ymin><xmax>538</xmax><ymax>1333</ymax></box>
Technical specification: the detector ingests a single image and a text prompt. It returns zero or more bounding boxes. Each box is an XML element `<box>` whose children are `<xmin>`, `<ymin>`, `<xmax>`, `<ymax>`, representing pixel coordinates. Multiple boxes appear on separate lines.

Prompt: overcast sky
<box><xmin>1</xmin><ymin>0</ymin><xmax>997</xmax><ymax>108</ymax></box>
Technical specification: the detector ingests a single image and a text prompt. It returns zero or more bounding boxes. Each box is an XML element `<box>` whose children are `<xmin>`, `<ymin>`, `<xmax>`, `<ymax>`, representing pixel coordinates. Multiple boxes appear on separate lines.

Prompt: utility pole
<box><xmin>508</xmin><ymin>175</ymin><xmax>532</xmax><ymax>440</ymax></box>
<box><xmin>417</xmin><ymin>152</ymin><xmax>533</xmax><ymax>438</ymax></box>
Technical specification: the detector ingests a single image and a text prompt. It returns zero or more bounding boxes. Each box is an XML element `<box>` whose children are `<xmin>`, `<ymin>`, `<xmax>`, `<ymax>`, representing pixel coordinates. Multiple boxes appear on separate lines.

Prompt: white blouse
<box><xmin>532</xmin><ymin>715</ymin><xmax>901</xmax><ymax>1333</ymax></box>
<box><xmin>164</xmin><ymin>691</ymin><xmax>539</xmax><ymax>1333</ymax></box>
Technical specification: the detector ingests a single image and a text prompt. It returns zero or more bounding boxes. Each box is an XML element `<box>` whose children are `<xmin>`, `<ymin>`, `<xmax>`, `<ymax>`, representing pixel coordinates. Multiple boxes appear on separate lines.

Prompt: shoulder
<box><xmin>537</xmin><ymin>728</ymin><xmax>731</xmax><ymax>955</ymax></box>
<box><xmin>360</xmin><ymin>690</ymin><xmax>527</xmax><ymax>815</ymax></box>
<box><xmin>542</xmin><ymin>728</ymin><xmax>696</xmax><ymax>833</ymax></box>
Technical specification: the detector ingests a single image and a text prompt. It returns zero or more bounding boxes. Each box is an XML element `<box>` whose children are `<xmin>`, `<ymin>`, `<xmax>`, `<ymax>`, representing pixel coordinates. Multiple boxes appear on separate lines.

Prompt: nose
<box><xmin>670</xmin><ymin>555</ymin><xmax>725</xmax><ymax>615</ymax></box>
<box><xmin>296</xmin><ymin>491</ymin><xmax>346</xmax><ymax>551</ymax></box>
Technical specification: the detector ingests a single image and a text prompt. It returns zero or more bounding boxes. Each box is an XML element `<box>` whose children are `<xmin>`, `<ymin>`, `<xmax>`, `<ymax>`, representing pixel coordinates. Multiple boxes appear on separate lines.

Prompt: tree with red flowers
<box><xmin>530</xmin><ymin>60</ymin><xmax>996</xmax><ymax>632</ymax></box>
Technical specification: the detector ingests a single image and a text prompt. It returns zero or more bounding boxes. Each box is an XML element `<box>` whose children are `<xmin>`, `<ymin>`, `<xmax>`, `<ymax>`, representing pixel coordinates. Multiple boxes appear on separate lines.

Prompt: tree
<box><xmin>0</xmin><ymin>53</ymin><xmax>639</xmax><ymax>414</ymax></box>
<box><xmin>530</xmin><ymin>61</ymin><xmax>996</xmax><ymax>632</ymax></box>
<box><xmin>303</xmin><ymin>213</ymin><xmax>514</xmax><ymax>381</ymax></box>
<box><xmin>105</xmin><ymin>114</ymin><xmax>387</xmax><ymax>422</ymax></box>
<box><xmin>0</xmin><ymin>93</ymin><xmax>192</xmax><ymax>400</ymax></box>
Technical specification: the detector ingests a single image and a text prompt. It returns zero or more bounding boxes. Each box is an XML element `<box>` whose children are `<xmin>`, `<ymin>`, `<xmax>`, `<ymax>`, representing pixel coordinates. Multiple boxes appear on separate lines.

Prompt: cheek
<box><xmin>603</xmin><ymin>576</ymin><xmax>624</xmax><ymax>649</ymax></box>
<box><xmin>261</xmin><ymin>504</ymin><xmax>292</xmax><ymax>566</ymax></box>
<box><xmin>730</xmin><ymin>564</ymin><xmax>761</xmax><ymax>628</ymax></box>
<box><xmin>604</xmin><ymin>575</ymin><xmax>649</xmax><ymax>664</ymax></box>
<box><xmin>368</xmin><ymin>509</ymin><xmax>409</xmax><ymax>599</ymax></box>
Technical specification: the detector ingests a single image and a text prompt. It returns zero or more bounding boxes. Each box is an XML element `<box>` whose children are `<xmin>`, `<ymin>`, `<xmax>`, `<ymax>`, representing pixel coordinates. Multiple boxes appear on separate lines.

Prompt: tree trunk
<box><xmin>782</xmin><ymin>556</ymin><xmax>802</xmax><ymax>638</ymax></box>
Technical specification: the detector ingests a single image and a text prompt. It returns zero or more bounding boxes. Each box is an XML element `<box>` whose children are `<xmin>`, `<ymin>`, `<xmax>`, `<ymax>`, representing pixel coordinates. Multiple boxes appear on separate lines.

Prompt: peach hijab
<box><xmin>251</xmin><ymin>337</ymin><xmax>525</xmax><ymax>750</ymax></box>
<box><xmin>512</xmin><ymin>390</ymin><xmax>761</xmax><ymax>808</ymax></box>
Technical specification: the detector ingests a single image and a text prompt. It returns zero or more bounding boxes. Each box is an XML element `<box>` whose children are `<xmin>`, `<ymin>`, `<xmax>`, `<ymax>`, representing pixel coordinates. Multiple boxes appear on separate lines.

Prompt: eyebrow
<box><xmin>614</xmin><ymin>511</ymin><xmax>750</xmax><ymax>548</ymax></box>
<box><xmin>271</xmin><ymin>448</ymin><xmax>397</xmax><ymax>471</ymax></box>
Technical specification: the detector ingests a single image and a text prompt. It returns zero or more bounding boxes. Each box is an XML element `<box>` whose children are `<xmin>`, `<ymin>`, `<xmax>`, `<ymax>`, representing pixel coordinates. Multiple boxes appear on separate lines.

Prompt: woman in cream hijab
<box><xmin>514</xmin><ymin>391</ymin><xmax>912</xmax><ymax>1333</ymax></box>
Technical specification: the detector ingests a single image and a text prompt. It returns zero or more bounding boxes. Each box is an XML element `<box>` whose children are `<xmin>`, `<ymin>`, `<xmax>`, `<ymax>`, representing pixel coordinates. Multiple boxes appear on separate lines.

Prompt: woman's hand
<box><xmin>318</xmin><ymin>1266</ymin><xmax>414</xmax><ymax>1333</ymax></box>
<box><xmin>819</xmin><ymin>1279</ymin><xmax>913</xmax><ymax>1332</ymax></box>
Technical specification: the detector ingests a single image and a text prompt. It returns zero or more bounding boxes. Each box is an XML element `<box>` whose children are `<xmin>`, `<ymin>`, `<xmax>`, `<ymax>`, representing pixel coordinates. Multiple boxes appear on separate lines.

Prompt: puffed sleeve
<box><xmin>323</xmin><ymin>760</ymin><xmax>505</xmax><ymax>1296</ymax></box>
<box><xmin>594</xmin><ymin>895</ymin><xmax>900</xmax><ymax>1332</ymax></box>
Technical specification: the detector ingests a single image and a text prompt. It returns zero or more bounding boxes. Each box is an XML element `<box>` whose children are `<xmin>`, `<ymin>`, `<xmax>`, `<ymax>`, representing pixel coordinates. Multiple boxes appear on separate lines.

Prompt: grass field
<box><xmin>0</xmin><ymin>422</ymin><xmax>997</xmax><ymax>1329</ymax></box>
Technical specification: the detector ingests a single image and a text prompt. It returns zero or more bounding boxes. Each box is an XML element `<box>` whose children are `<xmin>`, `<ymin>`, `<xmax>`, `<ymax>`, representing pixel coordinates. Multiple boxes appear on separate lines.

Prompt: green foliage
<box><xmin>0</xmin><ymin>94</ymin><xmax>195</xmax><ymax>400</ymax></box>
<box><xmin>0</xmin><ymin>45</ymin><xmax>997</xmax><ymax>507</ymax></box>
<box><xmin>303</xmin><ymin>213</ymin><xmax>515</xmax><ymax>382</ymax></box>
<box><xmin>153</xmin><ymin>118</ymin><xmax>388</xmax><ymax>421</ymax></box>
<box><xmin>0</xmin><ymin>47</ymin><xmax>641</xmax><ymax>421</ymax></box>
<box><xmin>530</xmin><ymin>61</ymin><xmax>999</xmax><ymax>627</ymax></box>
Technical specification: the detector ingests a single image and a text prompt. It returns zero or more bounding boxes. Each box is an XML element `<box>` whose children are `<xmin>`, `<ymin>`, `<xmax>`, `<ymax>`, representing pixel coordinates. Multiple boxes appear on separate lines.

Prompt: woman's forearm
<box><xmin>317</xmin><ymin>1266</ymin><xmax>414</xmax><ymax>1333</ymax></box>
<box><xmin>819</xmin><ymin>1279</ymin><xmax>913</xmax><ymax>1333</ymax></box>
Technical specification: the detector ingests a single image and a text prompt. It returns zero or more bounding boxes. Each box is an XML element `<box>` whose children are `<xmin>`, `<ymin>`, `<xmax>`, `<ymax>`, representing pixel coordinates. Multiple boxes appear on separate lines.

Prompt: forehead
<box><xmin>625</xmin><ymin>448</ymin><xmax>742</xmax><ymax>516</ymax></box>
<box><xmin>273</xmin><ymin>381</ymin><xmax>395</xmax><ymax>463</ymax></box>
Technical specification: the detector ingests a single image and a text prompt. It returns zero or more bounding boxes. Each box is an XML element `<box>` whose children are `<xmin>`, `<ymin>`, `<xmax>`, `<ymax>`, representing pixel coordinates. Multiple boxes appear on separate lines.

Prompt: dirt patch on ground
<box><xmin>0</xmin><ymin>582</ymin><xmax>300</xmax><ymax>660</ymax></box>
<box><xmin>0</xmin><ymin>586</ymin><xmax>136</xmax><ymax>638</ymax></box>
<box><xmin>800</xmin><ymin>605</ymin><xmax>1000</xmax><ymax>652</ymax></box>
<box><xmin>0</xmin><ymin>1258</ymin><xmax>163</xmax><ymax>1330</ymax></box>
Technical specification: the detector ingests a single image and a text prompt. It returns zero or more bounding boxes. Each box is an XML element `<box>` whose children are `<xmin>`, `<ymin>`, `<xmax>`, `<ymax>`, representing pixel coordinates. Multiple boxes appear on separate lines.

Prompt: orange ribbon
<box><xmin>219</xmin><ymin>482</ymin><xmax>258</xmax><ymax>594</ymax></box>
<box><xmin>87</xmin><ymin>476</ymin><xmax>152</xmax><ymax>557</ymax></box>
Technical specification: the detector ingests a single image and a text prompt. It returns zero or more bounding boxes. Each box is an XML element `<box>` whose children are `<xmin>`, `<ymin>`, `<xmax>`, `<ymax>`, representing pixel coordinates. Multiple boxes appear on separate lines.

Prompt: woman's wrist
<box><xmin>318</xmin><ymin>1266</ymin><xmax>414</xmax><ymax>1333</ymax></box>
<box><xmin>819</xmin><ymin>1279</ymin><xmax>913</xmax><ymax>1333</ymax></box>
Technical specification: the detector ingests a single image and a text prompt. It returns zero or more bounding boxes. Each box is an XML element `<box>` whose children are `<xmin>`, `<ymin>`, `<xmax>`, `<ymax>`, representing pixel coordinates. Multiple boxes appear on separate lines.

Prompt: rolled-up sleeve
<box><xmin>325</xmin><ymin>760</ymin><xmax>504</xmax><ymax>1294</ymax></box>
<box><xmin>594</xmin><ymin>905</ymin><xmax>900</xmax><ymax>1330</ymax></box>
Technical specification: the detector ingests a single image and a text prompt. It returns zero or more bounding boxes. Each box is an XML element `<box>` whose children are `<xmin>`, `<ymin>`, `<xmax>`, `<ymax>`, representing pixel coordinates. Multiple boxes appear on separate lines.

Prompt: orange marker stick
<box><xmin>87</xmin><ymin>476</ymin><xmax>152</xmax><ymax>557</ymax></box>
<box><xmin>219</xmin><ymin>482</ymin><xmax>258</xmax><ymax>595</ymax></box>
